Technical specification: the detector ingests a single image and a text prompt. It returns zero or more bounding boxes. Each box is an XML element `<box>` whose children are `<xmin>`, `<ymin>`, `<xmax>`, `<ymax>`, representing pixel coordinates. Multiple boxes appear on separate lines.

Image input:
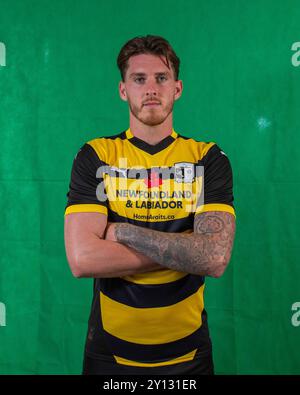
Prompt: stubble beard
<box><xmin>128</xmin><ymin>99</ymin><xmax>174</xmax><ymax>127</ymax></box>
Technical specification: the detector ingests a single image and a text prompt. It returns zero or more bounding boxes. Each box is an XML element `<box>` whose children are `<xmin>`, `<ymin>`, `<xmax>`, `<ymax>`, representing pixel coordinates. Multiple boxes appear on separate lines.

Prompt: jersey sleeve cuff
<box><xmin>64</xmin><ymin>204</ymin><xmax>108</xmax><ymax>216</ymax></box>
<box><xmin>195</xmin><ymin>203</ymin><xmax>236</xmax><ymax>217</ymax></box>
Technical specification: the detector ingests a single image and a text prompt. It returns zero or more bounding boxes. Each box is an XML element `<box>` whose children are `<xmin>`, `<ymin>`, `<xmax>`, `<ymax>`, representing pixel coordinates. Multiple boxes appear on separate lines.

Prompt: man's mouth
<box><xmin>143</xmin><ymin>101</ymin><xmax>161</xmax><ymax>107</ymax></box>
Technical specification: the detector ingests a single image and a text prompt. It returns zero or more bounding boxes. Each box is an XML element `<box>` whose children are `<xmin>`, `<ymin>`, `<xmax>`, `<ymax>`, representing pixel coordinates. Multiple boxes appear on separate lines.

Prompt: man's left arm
<box><xmin>107</xmin><ymin>211</ymin><xmax>235</xmax><ymax>278</ymax></box>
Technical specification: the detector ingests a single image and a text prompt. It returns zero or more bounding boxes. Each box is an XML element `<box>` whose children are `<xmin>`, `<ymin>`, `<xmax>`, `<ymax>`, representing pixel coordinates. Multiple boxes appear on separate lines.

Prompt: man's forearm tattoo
<box><xmin>114</xmin><ymin>211</ymin><xmax>236</xmax><ymax>276</ymax></box>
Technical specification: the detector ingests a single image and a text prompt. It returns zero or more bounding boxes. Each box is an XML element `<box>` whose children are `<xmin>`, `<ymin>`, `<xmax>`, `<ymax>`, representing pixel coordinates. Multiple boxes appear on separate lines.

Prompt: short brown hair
<box><xmin>117</xmin><ymin>35</ymin><xmax>180</xmax><ymax>81</ymax></box>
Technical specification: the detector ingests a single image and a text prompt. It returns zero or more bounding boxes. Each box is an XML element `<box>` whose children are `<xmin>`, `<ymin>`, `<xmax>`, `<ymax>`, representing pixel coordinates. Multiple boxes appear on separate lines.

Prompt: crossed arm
<box><xmin>65</xmin><ymin>210</ymin><xmax>235</xmax><ymax>278</ymax></box>
<box><xmin>106</xmin><ymin>211</ymin><xmax>235</xmax><ymax>278</ymax></box>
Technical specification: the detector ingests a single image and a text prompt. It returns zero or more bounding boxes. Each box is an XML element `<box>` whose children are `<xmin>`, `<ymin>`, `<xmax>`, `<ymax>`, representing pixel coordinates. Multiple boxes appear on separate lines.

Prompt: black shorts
<box><xmin>82</xmin><ymin>351</ymin><xmax>214</xmax><ymax>375</ymax></box>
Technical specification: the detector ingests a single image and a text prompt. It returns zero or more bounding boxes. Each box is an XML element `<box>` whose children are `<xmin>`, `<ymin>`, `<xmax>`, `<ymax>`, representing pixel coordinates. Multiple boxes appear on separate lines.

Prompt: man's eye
<box><xmin>135</xmin><ymin>77</ymin><xmax>145</xmax><ymax>83</ymax></box>
<box><xmin>158</xmin><ymin>76</ymin><xmax>167</xmax><ymax>82</ymax></box>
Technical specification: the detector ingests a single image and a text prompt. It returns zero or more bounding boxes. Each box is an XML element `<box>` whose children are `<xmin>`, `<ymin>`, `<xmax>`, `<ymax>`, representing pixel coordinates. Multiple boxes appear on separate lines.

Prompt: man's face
<box><xmin>119</xmin><ymin>54</ymin><xmax>183</xmax><ymax>127</ymax></box>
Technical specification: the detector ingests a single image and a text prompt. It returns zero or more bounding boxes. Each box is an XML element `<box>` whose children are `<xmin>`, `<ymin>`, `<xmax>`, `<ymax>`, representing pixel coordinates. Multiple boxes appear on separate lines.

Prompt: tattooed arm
<box><xmin>107</xmin><ymin>211</ymin><xmax>236</xmax><ymax>278</ymax></box>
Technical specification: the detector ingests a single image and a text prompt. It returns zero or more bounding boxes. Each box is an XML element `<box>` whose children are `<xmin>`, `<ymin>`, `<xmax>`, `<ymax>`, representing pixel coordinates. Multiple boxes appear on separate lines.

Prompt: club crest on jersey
<box><xmin>174</xmin><ymin>163</ymin><xmax>194</xmax><ymax>183</ymax></box>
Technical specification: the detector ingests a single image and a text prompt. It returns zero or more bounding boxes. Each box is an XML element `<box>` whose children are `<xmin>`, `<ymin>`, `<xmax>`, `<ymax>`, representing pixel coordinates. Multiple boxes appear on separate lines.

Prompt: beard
<box><xmin>128</xmin><ymin>98</ymin><xmax>174</xmax><ymax>126</ymax></box>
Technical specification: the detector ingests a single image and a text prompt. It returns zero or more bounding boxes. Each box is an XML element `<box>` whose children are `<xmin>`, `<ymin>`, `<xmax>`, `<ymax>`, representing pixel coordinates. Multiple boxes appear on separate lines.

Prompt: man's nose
<box><xmin>145</xmin><ymin>80</ymin><xmax>158</xmax><ymax>96</ymax></box>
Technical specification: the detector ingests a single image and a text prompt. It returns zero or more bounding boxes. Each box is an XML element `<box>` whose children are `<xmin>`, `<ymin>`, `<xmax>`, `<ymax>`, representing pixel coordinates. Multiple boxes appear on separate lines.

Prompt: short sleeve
<box><xmin>195</xmin><ymin>144</ymin><xmax>235</xmax><ymax>217</ymax></box>
<box><xmin>64</xmin><ymin>143</ymin><xmax>108</xmax><ymax>216</ymax></box>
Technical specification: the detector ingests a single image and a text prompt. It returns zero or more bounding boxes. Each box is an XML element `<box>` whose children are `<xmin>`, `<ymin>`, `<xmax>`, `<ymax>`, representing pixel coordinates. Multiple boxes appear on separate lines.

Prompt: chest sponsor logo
<box><xmin>144</xmin><ymin>172</ymin><xmax>163</xmax><ymax>188</ymax></box>
<box><xmin>95</xmin><ymin>158</ymin><xmax>204</xmax><ymax>212</ymax></box>
<box><xmin>174</xmin><ymin>163</ymin><xmax>195</xmax><ymax>183</ymax></box>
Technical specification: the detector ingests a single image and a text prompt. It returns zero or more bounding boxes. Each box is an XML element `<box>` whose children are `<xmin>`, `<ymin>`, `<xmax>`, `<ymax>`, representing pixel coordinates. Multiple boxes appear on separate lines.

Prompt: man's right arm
<box><xmin>64</xmin><ymin>212</ymin><xmax>162</xmax><ymax>278</ymax></box>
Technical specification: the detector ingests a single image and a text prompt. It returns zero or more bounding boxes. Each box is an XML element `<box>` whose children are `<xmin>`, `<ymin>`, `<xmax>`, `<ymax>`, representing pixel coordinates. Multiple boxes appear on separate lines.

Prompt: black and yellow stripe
<box><xmin>98</xmin><ymin>274</ymin><xmax>206</xmax><ymax>365</ymax></box>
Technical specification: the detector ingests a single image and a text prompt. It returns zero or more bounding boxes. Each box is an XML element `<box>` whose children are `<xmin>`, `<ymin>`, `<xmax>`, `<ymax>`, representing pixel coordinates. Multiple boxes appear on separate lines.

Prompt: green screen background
<box><xmin>0</xmin><ymin>0</ymin><xmax>299</xmax><ymax>374</ymax></box>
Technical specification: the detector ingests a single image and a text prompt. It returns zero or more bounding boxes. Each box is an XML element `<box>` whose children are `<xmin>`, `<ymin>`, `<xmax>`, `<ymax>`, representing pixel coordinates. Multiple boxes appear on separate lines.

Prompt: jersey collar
<box><xmin>125</xmin><ymin>128</ymin><xmax>178</xmax><ymax>155</ymax></box>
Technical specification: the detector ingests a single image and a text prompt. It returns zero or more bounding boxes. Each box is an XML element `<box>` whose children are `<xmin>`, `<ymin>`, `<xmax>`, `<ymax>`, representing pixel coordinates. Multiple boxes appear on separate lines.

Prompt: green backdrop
<box><xmin>0</xmin><ymin>0</ymin><xmax>299</xmax><ymax>375</ymax></box>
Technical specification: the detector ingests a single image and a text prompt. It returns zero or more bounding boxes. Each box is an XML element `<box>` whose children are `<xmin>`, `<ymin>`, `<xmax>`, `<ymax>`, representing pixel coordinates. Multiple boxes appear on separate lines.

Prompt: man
<box><xmin>64</xmin><ymin>35</ymin><xmax>236</xmax><ymax>375</ymax></box>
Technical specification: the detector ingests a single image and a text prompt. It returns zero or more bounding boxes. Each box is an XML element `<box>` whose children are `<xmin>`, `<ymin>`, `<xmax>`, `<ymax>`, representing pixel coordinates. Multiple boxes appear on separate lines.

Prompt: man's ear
<box><xmin>174</xmin><ymin>80</ymin><xmax>183</xmax><ymax>101</ymax></box>
<box><xmin>119</xmin><ymin>81</ymin><xmax>128</xmax><ymax>102</ymax></box>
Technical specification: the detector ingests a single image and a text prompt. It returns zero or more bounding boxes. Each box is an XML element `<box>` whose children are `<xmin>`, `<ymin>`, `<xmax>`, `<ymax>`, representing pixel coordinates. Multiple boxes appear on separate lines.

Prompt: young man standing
<box><xmin>64</xmin><ymin>35</ymin><xmax>236</xmax><ymax>375</ymax></box>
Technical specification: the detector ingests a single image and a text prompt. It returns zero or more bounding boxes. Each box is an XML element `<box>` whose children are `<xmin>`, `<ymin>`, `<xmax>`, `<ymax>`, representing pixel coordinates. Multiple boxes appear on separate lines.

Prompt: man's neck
<box><xmin>129</xmin><ymin>114</ymin><xmax>173</xmax><ymax>146</ymax></box>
